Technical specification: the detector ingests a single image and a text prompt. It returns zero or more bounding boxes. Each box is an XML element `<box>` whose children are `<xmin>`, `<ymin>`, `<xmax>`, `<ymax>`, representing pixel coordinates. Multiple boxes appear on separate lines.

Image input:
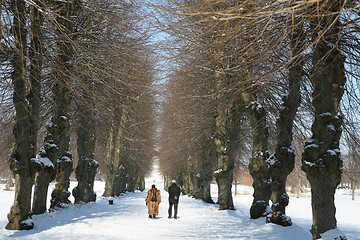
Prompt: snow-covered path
<box><xmin>0</xmin><ymin>181</ymin><xmax>359</xmax><ymax>240</ymax></box>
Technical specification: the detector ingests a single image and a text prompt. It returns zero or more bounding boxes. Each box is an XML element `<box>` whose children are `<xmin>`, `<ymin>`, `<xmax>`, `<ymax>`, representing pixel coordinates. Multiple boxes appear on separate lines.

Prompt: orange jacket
<box><xmin>145</xmin><ymin>188</ymin><xmax>161</xmax><ymax>215</ymax></box>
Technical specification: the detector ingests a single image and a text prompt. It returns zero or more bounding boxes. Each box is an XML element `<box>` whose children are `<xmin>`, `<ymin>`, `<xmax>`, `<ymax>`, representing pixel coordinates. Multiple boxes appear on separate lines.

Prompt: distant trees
<box><xmin>157</xmin><ymin>0</ymin><xmax>282</xmax><ymax>215</ymax></box>
<box><xmin>157</xmin><ymin>0</ymin><xmax>360</xmax><ymax>239</ymax></box>
<box><xmin>33</xmin><ymin>0</ymin><xmax>80</xmax><ymax>214</ymax></box>
<box><xmin>159</xmin><ymin>58</ymin><xmax>216</xmax><ymax>203</ymax></box>
<box><xmin>157</xmin><ymin>1</ymin><xmax>217</xmax><ymax>204</ymax></box>
<box><xmin>1</xmin><ymin>0</ymin><xmax>360</xmax><ymax>238</ymax></box>
<box><xmin>96</xmin><ymin>1</ymin><xmax>155</xmax><ymax>197</ymax></box>
<box><xmin>1</xmin><ymin>0</ymin><xmax>155</xmax><ymax>230</ymax></box>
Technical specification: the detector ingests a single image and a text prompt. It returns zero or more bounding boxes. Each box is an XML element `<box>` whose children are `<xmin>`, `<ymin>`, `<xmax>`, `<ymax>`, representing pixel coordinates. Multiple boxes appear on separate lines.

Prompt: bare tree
<box><xmin>6</xmin><ymin>0</ymin><xmax>42</xmax><ymax>230</ymax></box>
<box><xmin>301</xmin><ymin>1</ymin><xmax>347</xmax><ymax>238</ymax></box>
<box><xmin>267</xmin><ymin>2</ymin><xmax>306</xmax><ymax>226</ymax></box>
<box><xmin>97</xmin><ymin>0</ymin><xmax>155</xmax><ymax>197</ymax></box>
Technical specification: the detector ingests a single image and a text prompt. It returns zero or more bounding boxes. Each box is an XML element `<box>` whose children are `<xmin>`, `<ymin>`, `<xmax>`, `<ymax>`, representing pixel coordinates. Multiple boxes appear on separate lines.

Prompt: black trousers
<box><xmin>168</xmin><ymin>202</ymin><xmax>178</xmax><ymax>218</ymax></box>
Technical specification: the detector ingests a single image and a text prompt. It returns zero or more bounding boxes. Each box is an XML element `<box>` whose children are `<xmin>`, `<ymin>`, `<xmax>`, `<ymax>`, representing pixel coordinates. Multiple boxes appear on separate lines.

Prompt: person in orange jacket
<box><xmin>145</xmin><ymin>184</ymin><xmax>161</xmax><ymax>219</ymax></box>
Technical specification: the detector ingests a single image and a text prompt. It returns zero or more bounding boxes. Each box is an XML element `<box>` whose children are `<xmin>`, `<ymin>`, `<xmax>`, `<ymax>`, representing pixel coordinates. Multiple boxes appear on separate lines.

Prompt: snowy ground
<box><xmin>0</xmin><ymin>180</ymin><xmax>359</xmax><ymax>240</ymax></box>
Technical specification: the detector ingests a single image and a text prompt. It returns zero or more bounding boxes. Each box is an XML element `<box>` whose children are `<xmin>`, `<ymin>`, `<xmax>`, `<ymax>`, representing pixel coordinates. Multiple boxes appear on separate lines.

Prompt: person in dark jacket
<box><xmin>168</xmin><ymin>180</ymin><xmax>181</xmax><ymax>219</ymax></box>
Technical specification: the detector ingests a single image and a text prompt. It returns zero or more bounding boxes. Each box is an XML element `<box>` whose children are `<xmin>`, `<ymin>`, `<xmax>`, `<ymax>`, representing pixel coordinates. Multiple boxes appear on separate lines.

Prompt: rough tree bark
<box><xmin>192</xmin><ymin>144</ymin><xmax>216</xmax><ymax>203</ymax></box>
<box><xmin>33</xmin><ymin>90</ymin><xmax>71</xmax><ymax>212</ymax></box>
<box><xmin>72</xmin><ymin>69</ymin><xmax>98</xmax><ymax>203</ymax></box>
<box><xmin>49</xmin><ymin>0</ymin><xmax>80</xmax><ymax>210</ymax></box>
<box><xmin>188</xmin><ymin>160</ymin><xmax>201</xmax><ymax>200</ymax></box>
<box><xmin>201</xmin><ymin>145</ymin><xmax>217</xmax><ymax>203</ymax></box>
<box><xmin>181</xmin><ymin>171</ymin><xmax>192</xmax><ymax>195</ymax></box>
<box><xmin>211</xmin><ymin>2</ymin><xmax>235</xmax><ymax>210</ymax></box>
<box><xmin>267</xmin><ymin>13</ymin><xmax>305</xmax><ymax>226</ymax></box>
<box><xmin>214</xmin><ymin>96</ymin><xmax>243</xmax><ymax>210</ymax></box>
<box><xmin>103</xmin><ymin>123</ymin><xmax>116</xmax><ymax>197</ymax></box>
<box><xmin>113</xmin><ymin>165</ymin><xmax>127</xmax><ymax>196</ymax></box>
<box><xmin>213</xmin><ymin>100</ymin><xmax>235</xmax><ymax>210</ymax></box>
<box><xmin>32</xmin><ymin>135</ymin><xmax>56</xmax><ymax>215</ymax></box>
<box><xmin>103</xmin><ymin>127</ymin><xmax>120</xmax><ymax>197</ymax></box>
<box><xmin>30</xmin><ymin>0</ymin><xmax>57</xmax><ymax>216</ymax></box>
<box><xmin>243</xmin><ymin>90</ymin><xmax>271</xmax><ymax>219</ymax></box>
<box><xmin>103</xmin><ymin>110</ymin><xmax>127</xmax><ymax>197</ymax></box>
<box><xmin>301</xmin><ymin>1</ymin><xmax>346</xmax><ymax>239</ymax></box>
<box><xmin>6</xmin><ymin>0</ymin><xmax>43</xmax><ymax>230</ymax></box>
<box><xmin>28</xmin><ymin>0</ymin><xmax>43</xmax><ymax>154</ymax></box>
<box><xmin>73</xmin><ymin>108</ymin><xmax>99</xmax><ymax>203</ymax></box>
<box><xmin>126</xmin><ymin>168</ymin><xmax>138</xmax><ymax>192</ymax></box>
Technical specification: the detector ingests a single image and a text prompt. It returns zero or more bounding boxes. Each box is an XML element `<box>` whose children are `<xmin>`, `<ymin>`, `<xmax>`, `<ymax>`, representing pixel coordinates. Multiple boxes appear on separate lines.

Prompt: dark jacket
<box><xmin>168</xmin><ymin>183</ymin><xmax>180</xmax><ymax>203</ymax></box>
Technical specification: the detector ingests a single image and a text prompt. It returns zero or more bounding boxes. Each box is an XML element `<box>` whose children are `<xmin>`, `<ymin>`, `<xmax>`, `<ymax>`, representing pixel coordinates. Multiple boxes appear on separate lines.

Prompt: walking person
<box><xmin>168</xmin><ymin>179</ymin><xmax>180</xmax><ymax>219</ymax></box>
<box><xmin>145</xmin><ymin>184</ymin><xmax>161</xmax><ymax>219</ymax></box>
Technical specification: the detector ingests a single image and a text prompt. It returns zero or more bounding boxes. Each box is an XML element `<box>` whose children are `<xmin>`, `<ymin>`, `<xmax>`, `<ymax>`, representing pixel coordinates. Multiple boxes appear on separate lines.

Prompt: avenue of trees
<box><xmin>1</xmin><ymin>0</ymin><xmax>360</xmax><ymax>240</ymax></box>
<box><xmin>0</xmin><ymin>0</ymin><xmax>155</xmax><ymax>230</ymax></box>
<box><xmin>157</xmin><ymin>1</ymin><xmax>360</xmax><ymax>239</ymax></box>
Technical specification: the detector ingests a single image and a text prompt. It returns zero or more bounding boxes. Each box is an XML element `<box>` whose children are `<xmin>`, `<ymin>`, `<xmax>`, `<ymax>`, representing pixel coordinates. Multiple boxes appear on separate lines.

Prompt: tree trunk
<box><xmin>114</xmin><ymin>163</ymin><xmax>127</xmax><ymax>196</ymax></box>
<box><xmin>73</xmin><ymin>157</ymin><xmax>98</xmax><ymax>203</ymax></box>
<box><xmin>209</xmin><ymin>2</ymin><xmax>236</xmax><ymax>210</ymax></box>
<box><xmin>352</xmin><ymin>155</ymin><xmax>355</xmax><ymax>201</ymax></box>
<box><xmin>182</xmin><ymin>171</ymin><xmax>192</xmax><ymax>195</ymax></box>
<box><xmin>50</xmin><ymin>151</ymin><xmax>73</xmax><ymax>209</ymax></box>
<box><xmin>135</xmin><ymin>173</ymin><xmax>145</xmax><ymax>191</ymax></box>
<box><xmin>114</xmin><ymin>168</ymin><xmax>127</xmax><ymax>196</ymax></box>
<box><xmin>28</xmin><ymin>0</ymin><xmax>43</xmax><ymax>151</ymax></box>
<box><xmin>302</xmin><ymin>2</ymin><xmax>346</xmax><ymax>238</ymax></box>
<box><xmin>6</xmin><ymin>0</ymin><xmax>39</xmax><ymax>230</ymax></box>
<box><xmin>103</xmin><ymin>110</ymin><xmax>126</xmax><ymax>197</ymax></box>
<box><xmin>214</xmin><ymin>97</ymin><xmax>243</xmax><ymax>210</ymax></box>
<box><xmin>203</xmin><ymin>146</ymin><xmax>216</xmax><ymax>203</ymax></box>
<box><xmin>126</xmin><ymin>169</ymin><xmax>137</xmax><ymax>192</ymax></box>
<box><xmin>267</xmin><ymin>15</ymin><xmax>304</xmax><ymax>226</ymax></box>
<box><xmin>296</xmin><ymin>176</ymin><xmax>301</xmax><ymax>199</ymax></box>
<box><xmin>32</xmin><ymin>170</ymin><xmax>53</xmax><ymax>214</ymax></box>
<box><xmin>211</xmin><ymin>59</ymin><xmax>235</xmax><ymax>210</ymax></box>
<box><xmin>213</xmin><ymin>103</ymin><xmax>235</xmax><ymax>210</ymax></box>
<box><xmin>48</xmin><ymin>81</ymin><xmax>73</xmax><ymax>209</ymax></box>
<box><xmin>234</xmin><ymin>176</ymin><xmax>237</xmax><ymax>196</ymax></box>
<box><xmin>49</xmin><ymin>0</ymin><xmax>81</xmax><ymax>209</ymax></box>
<box><xmin>197</xmin><ymin>145</ymin><xmax>216</xmax><ymax>203</ymax></box>
<box><xmin>29</xmin><ymin>0</ymin><xmax>55</xmax><ymax>216</ymax></box>
<box><xmin>6</xmin><ymin>174</ymin><xmax>34</xmax><ymax>230</ymax></box>
<box><xmin>243</xmin><ymin>91</ymin><xmax>271</xmax><ymax>219</ymax></box>
<box><xmin>5</xmin><ymin>171</ymin><xmax>14</xmax><ymax>191</ymax></box>
<box><xmin>32</xmin><ymin>114</ymin><xmax>64</xmax><ymax>213</ymax></box>
<box><xmin>73</xmin><ymin>111</ymin><xmax>98</xmax><ymax>203</ymax></box>
<box><xmin>188</xmin><ymin>162</ymin><xmax>198</xmax><ymax>198</ymax></box>
<box><xmin>103</xmin><ymin>124</ymin><xmax>116</xmax><ymax>197</ymax></box>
